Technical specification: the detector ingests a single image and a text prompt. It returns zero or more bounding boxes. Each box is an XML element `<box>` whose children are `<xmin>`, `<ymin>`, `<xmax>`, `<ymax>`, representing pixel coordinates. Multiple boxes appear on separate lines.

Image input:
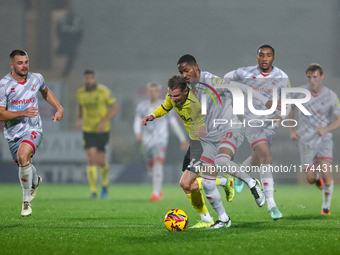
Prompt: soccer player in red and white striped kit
<box><xmin>225</xmin><ymin>45</ymin><xmax>291</xmax><ymax>220</ymax></box>
<box><xmin>0</xmin><ymin>49</ymin><xmax>64</xmax><ymax>217</ymax></box>
<box><xmin>289</xmin><ymin>63</ymin><xmax>340</xmax><ymax>215</ymax></box>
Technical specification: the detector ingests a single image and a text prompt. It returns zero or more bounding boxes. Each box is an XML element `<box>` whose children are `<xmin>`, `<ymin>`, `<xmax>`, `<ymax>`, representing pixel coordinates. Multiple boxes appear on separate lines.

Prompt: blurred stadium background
<box><xmin>1</xmin><ymin>0</ymin><xmax>340</xmax><ymax>184</ymax></box>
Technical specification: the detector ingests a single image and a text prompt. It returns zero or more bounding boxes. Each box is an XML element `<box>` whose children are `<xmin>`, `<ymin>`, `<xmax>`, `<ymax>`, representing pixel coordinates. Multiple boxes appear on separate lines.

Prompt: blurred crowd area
<box><xmin>1</xmin><ymin>0</ymin><xmax>340</xmax><ymax>184</ymax></box>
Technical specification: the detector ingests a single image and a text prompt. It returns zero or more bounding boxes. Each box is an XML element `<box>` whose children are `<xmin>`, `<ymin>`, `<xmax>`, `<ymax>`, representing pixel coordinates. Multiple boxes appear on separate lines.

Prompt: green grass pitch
<box><xmin>0</xmin><ymin>184</ymin><xmax>339</xmax><ymax>255</ymax></box>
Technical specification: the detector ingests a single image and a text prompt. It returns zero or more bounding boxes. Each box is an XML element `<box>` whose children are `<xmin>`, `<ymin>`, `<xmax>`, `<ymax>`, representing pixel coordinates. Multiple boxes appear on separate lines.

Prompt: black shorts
<box><xmin>182</xmin><ymin>139</ymin><xmax>203</xmax><ymax>173</ymax></box>
<box><xmin>83</xmin><ymin>132</ymin><xmax>109</xmax><ymax>152</ymax></box>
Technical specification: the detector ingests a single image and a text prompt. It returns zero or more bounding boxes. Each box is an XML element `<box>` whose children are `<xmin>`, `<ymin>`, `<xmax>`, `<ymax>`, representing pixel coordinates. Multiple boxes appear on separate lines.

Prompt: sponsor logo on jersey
<box><xmin>10</xmin><ymin>88</ymin><xmax>15</xmax><ymax>93</ymax></box>
<box><xmin>180</xmin><ymin>115</ymin><xmax>193</xmax><ymax>122</ymax></box>
<box><xmin>10</xmin><ymin>97</ymin><xmax>36</xmax><ymax>111</ymax></box>
<box><xmin>250</xmin><ymin>85</ymin><xmax>272</xmax><ymax>94</ymax></box>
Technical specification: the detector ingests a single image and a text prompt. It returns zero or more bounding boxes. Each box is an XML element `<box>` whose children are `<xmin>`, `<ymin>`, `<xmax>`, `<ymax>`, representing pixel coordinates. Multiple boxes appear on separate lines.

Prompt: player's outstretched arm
<box><xmin>40</xmin><ymin>87</ymin><xmax>64</xmax><ymax>122</ymax></box>
<box><xmin>0</xmin><ymin>106</ymin><xmax>39</xmax><ymax>121</ymax></box>
<box><xmin>142</xmin><ymin>98</ymin><xmax>172</xmax><ymax>126</ymax></box>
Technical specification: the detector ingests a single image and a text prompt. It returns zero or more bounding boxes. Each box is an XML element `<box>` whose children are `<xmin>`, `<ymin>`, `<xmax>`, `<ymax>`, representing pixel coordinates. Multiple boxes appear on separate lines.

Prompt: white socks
<box><xmin>218</xmin><ymin>176</ymin><xmax>227</xmax><ymax>186</ymax></box>
<box><xmin>215</xmin><ymin>153</ymin><xmax>255</xmax><ymax>188</ymax></box>
<box><xmin>31</xmin><ymin>164</ymin><xmax>38</xmax><ymax>187</ymax></box>
<box><xmin>19</xmin><ymin>161</ymin><xmax>33</xmax><ymax>202</ymax></box>
<box><xmin>200</xmin><ymin>212</ymin><xmax>213</xmax><ymax>222</ymax></box>
<box><xmin>241</xmin><ymin>156</ymin><xmax>252</xmax><ymax>169</ymax></box>
<box><xmin>202</xmin><ymin>173</ymin><xmax>229</xmax><ymax>222</ymax></box>
<box><xmin>260</xmin><ymin>164</ymin><xmax>276</xmax><ymax>210</ymax></box>
<box><xmin>322</xmin><ymin>180</ymin><xmax>334</xmax><ymax>210</ymax></box>
<box><xmin>152</xmin><ymin>163</ymin><xmax>163</xmax><ymax>196</ymax></box>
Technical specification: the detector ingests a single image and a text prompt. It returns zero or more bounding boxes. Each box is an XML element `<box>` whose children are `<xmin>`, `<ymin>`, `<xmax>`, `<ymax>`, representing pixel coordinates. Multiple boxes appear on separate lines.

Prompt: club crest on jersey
<box><xmin>30</xmin><ymin>85</ymin><xmax>36</xmax><ymax>91</ymax></box>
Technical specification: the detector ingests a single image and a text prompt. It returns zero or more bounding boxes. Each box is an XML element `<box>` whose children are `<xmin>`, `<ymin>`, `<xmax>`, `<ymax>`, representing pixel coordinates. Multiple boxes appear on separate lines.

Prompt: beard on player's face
<box><xmin>13</xmin><ymin>66</ymin><xmax>28</xmax><ymax>77</ymax></box>
<box><xmin>260</xmin><ymin>64</ymin><xmax>271</xmax><ymax>72</ymax></box>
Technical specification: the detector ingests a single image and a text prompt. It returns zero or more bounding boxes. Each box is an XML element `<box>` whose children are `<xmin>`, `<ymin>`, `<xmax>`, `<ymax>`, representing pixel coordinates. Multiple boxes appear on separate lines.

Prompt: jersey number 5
<box><xmin>30</xmin><ymin>131</ymin><xmax>37</xmax><ymax>140</ymax></box>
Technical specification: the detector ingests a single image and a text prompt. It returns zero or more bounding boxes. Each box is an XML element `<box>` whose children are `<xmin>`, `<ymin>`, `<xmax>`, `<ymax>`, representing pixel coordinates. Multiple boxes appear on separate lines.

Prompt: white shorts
<box><xmin>200</xmin><ymin>128</ymin><xmax>244</xmax><ymax>166</ymax></box>
<box><xmin>143</xmin><ymin>144</ymin><xmax>167</xmax><ymax>166</ymax></box>
<box><xmin>245</xmin><ymin>126</ymin><xmax>276</xmax><ymax>149</ymax></box>
<box><xmin>8</xmin><ymin>130</ymin><xmax>43</xmax><ymax>163</ymax></box>
<box><xmin>298</xmin><ymin>136</ymin><xmax>333</xmax><ymax>172</ymax></box>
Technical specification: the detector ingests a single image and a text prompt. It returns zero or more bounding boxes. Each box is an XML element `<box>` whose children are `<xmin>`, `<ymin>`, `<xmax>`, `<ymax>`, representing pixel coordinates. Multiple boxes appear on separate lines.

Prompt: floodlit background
<box><xmin>1</xmin><ymin>0</ymin><xmax>340</xmax><ymax>184</ymax></box>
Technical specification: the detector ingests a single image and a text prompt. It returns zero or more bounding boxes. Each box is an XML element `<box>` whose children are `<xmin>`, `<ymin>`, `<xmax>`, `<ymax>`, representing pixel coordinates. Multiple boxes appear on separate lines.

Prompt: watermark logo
<box><xmin>200</xmin><ymin>81</ymin><xmax>311</xmax><ymax>116</ymax></box>
<box><xmin>197</xmin><ymin>81</ymin><xmax>223</xmax><ymax>115</ymax></box>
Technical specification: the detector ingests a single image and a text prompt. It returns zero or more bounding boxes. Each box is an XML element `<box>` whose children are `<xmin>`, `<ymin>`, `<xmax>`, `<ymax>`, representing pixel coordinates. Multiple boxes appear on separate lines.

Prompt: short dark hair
<box><xmin>306</xmin><ymin>63</ymin><xmax>323</xmax><ymax>75</ymax></box>
<box><xmin>257</xmin><ymin>44</ymin><xmax>275</xmax><ymax>56</ymax></box>
<box><xmin>9</xmin><ymin>49</ymin><xmax>27</xmax><ymax>59</ymax></box>
<box><xmin>177</xmin><ymin>54</ymin><xmax>197</xmax><ymax>66</ymax></box>
<box><xmin>168</xmin><ymin>75</ymin><xmax>187</xmax><ymax>91</ymax></box>
<box><xmin>84</xmin><ymin>69</ymin><xmax>95</xmax><ymax>76</ymax></box>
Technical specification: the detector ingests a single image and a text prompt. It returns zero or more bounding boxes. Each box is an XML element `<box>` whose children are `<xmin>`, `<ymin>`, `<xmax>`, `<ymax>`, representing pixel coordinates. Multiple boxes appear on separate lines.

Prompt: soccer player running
<box><xmin>177</xmin><ymin>54</ymin><xmax>276</xmax><ymax>228</ymax></box>
<box><xmin>76</xmin><ymin>70</ymin><xmax>119</xmax><ymax>199</ymax></box>
<box><xmin>288</xmin><ymin>63</ymin><xmax>340</xmax><ymax>215</ymax></box>
<box><xmin>134</xmin><ymin>82</ymin><xmax>189</xmax><ymax>201</ymax></box>
<box><xmin>0</xmin><ymin>49</ymin><xmax>64</xmax><ymax>217</ymax></box>
<box><xmin>143</xmin><ymin>75</ymin><xmax>234</xmax><ymax>229</ymax></box>
<box><xmin>225</xmin><ymin>44</ymin><xmax>291</xmax><ymax>220</ymax></box>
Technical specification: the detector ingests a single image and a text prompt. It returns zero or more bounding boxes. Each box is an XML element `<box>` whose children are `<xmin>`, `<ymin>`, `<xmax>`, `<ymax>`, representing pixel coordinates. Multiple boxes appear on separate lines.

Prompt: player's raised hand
<box><xmin>290</xmin><ymin>128</ymin><xmax>300</xmax><ymax>140</ymax></box>
<box><xmin>142</xmin><ymin>115</ymin><xmax>155</xmax><ymax>126</ymax></box>
<box><xmin>22</xmin><ymin>107</ymin><xmax>39</xmax><ymax>117</ymax></box>
<box><xmin>51</xmin><ymin>108</ymin><xmax>64</xmax><ymax>122</ymax></box>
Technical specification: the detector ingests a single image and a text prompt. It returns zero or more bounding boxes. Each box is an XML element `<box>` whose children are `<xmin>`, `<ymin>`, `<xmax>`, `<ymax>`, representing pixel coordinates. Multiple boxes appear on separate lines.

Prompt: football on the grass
<box><xmin>164</xmin><ymin>209</ymin><xmax>188</xmax><ymax>231</ymax></box>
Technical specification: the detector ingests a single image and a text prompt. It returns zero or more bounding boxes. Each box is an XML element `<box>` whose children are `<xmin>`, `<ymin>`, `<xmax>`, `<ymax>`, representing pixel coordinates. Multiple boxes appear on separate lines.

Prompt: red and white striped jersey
<box><xmin>225</xmin><ymin>65</ymin><xmax>290</xmax><ymax>127</ymax></box>
<box><xmin>293</xmin><ymin>84</ymin><xmax>340</xmax><ymax>142</ymax></box>
<box><xmin>0</xmin><ymin>72</ymin><xmax>46</xmax><ymax>141</ymax></box>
